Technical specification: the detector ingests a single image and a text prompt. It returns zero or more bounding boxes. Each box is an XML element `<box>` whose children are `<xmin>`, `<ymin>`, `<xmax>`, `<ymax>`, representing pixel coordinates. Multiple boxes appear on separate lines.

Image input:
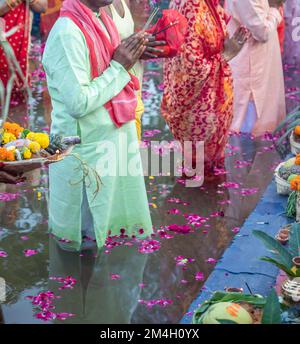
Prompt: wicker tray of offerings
<box><xmin>0</xmin><ymin>136</ymin><xmax>81</xmax><ymax>174</ymax></box>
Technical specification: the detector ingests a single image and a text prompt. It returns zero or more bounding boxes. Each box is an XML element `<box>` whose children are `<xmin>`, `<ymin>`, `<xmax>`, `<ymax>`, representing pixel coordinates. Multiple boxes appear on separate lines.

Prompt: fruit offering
<box><xmin>0</xmin><ymin>122</ymin><xmax>50</xmax><ymax>162</ymax></box>
<box><xmin>278</xmin><ymin>156</ymin><xmax>300</xmax><ymax>181</ymax></box>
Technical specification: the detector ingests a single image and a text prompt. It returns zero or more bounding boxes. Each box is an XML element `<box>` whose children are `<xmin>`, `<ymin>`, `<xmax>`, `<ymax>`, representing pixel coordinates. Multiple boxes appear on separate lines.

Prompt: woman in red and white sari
<box><xmin>0</xmin><ymin>0</ymin><xmax>47</xmax><ymax>105</ymax></box>
<box><xmin>161</xmin><ymin>0</ymin><xmax>247</xmax><ymax>176</ymax></box>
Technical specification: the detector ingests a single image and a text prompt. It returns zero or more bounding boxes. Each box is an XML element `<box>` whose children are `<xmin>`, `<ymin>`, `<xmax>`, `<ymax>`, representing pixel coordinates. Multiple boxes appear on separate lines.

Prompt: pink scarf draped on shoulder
<box><xmin>60</xmin><ymin>0</ymin><xmax>139</xmax><ymax>127</ymax></box>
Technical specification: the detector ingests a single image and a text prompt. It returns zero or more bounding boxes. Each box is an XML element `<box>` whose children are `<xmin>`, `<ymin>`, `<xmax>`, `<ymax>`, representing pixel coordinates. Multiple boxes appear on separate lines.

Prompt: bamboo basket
<box><xmin>282</xmin><ymin>277</ymin><xmax>300</xmax><ymax>303</ymax></box>
<box><xmin>274</xmin><ymin>162</ymin><xmax>292</xmax><ymax>195</ymax></box>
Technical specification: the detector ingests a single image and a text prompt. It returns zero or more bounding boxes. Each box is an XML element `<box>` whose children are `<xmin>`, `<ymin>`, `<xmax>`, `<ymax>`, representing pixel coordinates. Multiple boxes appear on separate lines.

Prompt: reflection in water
<box><xmin>49</xmin><ymin>238</ymin><xmax>148</xmax><ymax>324</ymax></box>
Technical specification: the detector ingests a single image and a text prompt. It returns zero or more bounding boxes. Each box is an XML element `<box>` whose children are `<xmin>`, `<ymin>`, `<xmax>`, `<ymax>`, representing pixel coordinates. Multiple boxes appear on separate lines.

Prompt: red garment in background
<box><xmin>147</xmin><ymin>9</ymin><xmax>188</xmax><ymax>58</ymax></box>
<box><xmin>277</xmin><ymin>6</ymin><xmax>285</xmax><ymax>54</ymax></box>
<box><xmin>40</xmin><ymin>0</ymin><xmax>62</xmax><ymax>38</ymax></box>
<box><xmin>0</xmin><ymin>4</ymin><xmax>30</xmax><ymax>105</ymax></box>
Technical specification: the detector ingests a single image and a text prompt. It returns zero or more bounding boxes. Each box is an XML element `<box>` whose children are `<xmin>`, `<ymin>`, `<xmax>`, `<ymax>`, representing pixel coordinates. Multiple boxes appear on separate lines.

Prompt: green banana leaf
<box><xmin>289</xmin><ymin>223</ymin><xmax>300</xmax><ymax>258</ymax></box>
<box><xmin>261</xmin><ymin>289</ymin><xmax>281</xmax><ymax>324</ymax></box>
<box><xmin>216</xmin><ymin>319</ymin><xmax>239</xmax><ymax>324</ymax></box>
<box><xmin>253</xmin><ymin>230</ymin><xmax>294</xmax><ymax>268</ymax></box>
<box><xmin>260</xmin><ymin>257</ymin><xmax>297</xmax><ymax>277</ymax></box>
<box><xmin>275</xmin><ymin>118</ymin><xmax>300</xmax><ymax>147</ymax></box>
<box><xmin>193</xmin><ymin>292</ymin><xmax>267</xmax><ymax>324</ymax></box>
<box><xmin>273</xmin><ymin>111</ymin><xmax>300</xmax><ymax>134</ymax></box>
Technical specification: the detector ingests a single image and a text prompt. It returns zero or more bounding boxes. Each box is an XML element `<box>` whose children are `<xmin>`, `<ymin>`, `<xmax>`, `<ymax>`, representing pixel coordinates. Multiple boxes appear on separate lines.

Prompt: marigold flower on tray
<box><xmin>28</xmin><ymin>141</ymin><xmax>41</xmax><ymax>153</ymax></box>
<box><xmin>27</xmin><ymin>132</ymin><xmax>50</xmax><ymax>149</ymax></box>
<box><xmin>23</xmin><ymin>148</ymin><xmax>32</xmax><ymax>160</ymax></box>
<box><xmin>295</xmin><ymin>154</ymin><xmax>300</xmax><ymax>166</ymax></box>
<box><xmin>3</xmin><ymin>122</ymin><xmax>24</xmax><ymax>138</ymax></box>
<box><xmin>295</xmin><ymin>126</ymin><xmax>300</xmax><ymax>136</ymax></box>
<box><xmin>290</xmin><ymin>176</ymin><xmax>300</xmax><ymax>191</ymax></box>
<box><xmin>2</xmin><ymin>132</ymin><xmax>16</xmax><ymax>144</ymax></box>
<box><xmin>0</xmin><ymin>147</ymin><xmax>7</xmax><ymax>160</ymax></box>
<box><xmin>6</xmin><ymin>150</ymin><xmax>15</xmax><ymax>161</ymax></box>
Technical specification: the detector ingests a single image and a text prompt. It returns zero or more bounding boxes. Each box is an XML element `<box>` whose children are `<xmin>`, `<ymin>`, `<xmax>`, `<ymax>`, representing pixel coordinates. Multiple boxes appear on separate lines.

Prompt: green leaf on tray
<box><xmin>261</xmin><ymin>289</ymin><xmax>281</xmax><ymax>324</ymax></box>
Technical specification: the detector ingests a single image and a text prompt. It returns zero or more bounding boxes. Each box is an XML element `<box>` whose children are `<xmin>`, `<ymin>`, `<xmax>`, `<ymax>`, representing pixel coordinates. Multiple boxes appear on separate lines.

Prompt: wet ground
<box><xmin>0</xmin><ymin>33</ymin><xmax>300</xmax><ymax>324</ymax></box>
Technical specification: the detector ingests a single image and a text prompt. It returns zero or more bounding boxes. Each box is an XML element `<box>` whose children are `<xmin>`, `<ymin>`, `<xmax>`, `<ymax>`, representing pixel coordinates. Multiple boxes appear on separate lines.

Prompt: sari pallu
<box><xmin>0</xmin><ymin>3</ymin><xmax>30</xmax><ymax>105</ymax></box>
<box><xmin>161</xmin><ymin>0</ymin><xmax>233</xmax><ymax>174</ymax></box>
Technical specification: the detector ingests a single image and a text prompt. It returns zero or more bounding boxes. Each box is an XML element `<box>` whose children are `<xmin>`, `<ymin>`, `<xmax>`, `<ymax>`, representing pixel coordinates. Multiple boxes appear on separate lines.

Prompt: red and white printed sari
<box><xmin>0</xmin><ymin>4</ymin><xmax>30</xmax><ymax>105</ymax></box>
<box><xmin>161</xmin><ymin>0</ymin><xmax>233</xmax><ymax>174</ymax></box>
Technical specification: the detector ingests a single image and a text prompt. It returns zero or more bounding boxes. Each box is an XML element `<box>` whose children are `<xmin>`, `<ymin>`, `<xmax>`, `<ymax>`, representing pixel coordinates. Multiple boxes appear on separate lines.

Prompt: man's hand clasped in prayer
<box><xmin>113</xmin><ymin>32</ymin><xmax>148</xmax><ymax>70</ymax></box>
<box><xmin>222</xmin><ymin>26</ymin><xmax>249</xmax><ymax>62</ymax></box>
<box><xmin>140</xmin><ymin>34</ymin><xmax>166</xmax><ymax>60</ymax></box>
<box><xmin>113</xmin><ymin>32</ymin><xmax>166</xmax><ymax>70</ymax></box>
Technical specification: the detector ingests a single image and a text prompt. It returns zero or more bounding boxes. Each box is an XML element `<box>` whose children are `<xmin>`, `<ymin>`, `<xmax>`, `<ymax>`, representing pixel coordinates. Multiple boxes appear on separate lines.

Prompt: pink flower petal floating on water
<box><xmin>232</xmin><ymin>227</ymin><xmax>240</xmax><ymax>234</ymax></box>
<box><xmin>167</xmin><ymin>208</ymin><xmax>181</xmax><ymax>215</ymax></box>
<box><xmin>27</xmin><ymin>290</ymin><xmax>75</xmax><ymax>322</ymax></box>
<box><xmin>157</xmin><ymin>229</ymin><xmax>174</xmax><ymax>239</ymax></box>
<box><xmin>218</xmin><ymin>200</ymin><xmax>232</xmax><ymax>205</ymax></box>
<box><xmin>35</xmin><ymin>311</ymin><xmax>57</xmax><ymax>321</ymax></box>
<box><xmin>220</xmin><ymin>182</ymin><xmax>240</xmax><ymax>189</ymax></box>
<box><xmin>206</xmin><ymin>258</ymin><xmax>217</xmax><ymax>264</ymax></box>
<box><xmin>184</xmin><ymin>214</ymin><xmax>209</xmax><ymax>227</ymax></box>
<box><xmin>23</xmin><ymin>249</ymin><xmax>39</xmax><ymax>257</ymax></box>
<box><xmin>167</xmin><ymin>198</ymin><xmax>189</xmax><ymax>206</ymax></box>
<box><xmin>213</xmin><ymin>167</ymin><xmax>228</xmax><ymax>176</ymax></box>
<box><xmin>195</xmin><ymin>272</ymin><xmax>205</xmax><ymax>281</ymax></box>
<box><xmin>167</xmin><ymin>224</ymin><xmax>192</xmax><ymax>234</ymax></box>
<box><xmin>20</xmin><ymin>236</ymin><xmax>29</xmax><ymax>241</ymax></box>
<box><xmin>138</xmin><ymin>299</ymin><xmax>173</xmax><ymax>309</ymax></box>
<box><xmin>175</xmin><ymin>256</ymin><xmax>195</xmax><ymax>267</ymax></box>
<box><xmin>0</xmin><ymin>192</ymin><xmax>20</xmax><ymax>202</ymax></box>
<box><xmin>111</xmin><ymin>274</ymin><xmax>121</xmax><ymax>280</ymax></box>
<box><xmin>138</xmin><ymin>239</ymin><xmax>161</xmax><ymax>254</ymax></box>
<box><xmin>210</xmin><ymin>211</ymin><xmax>224</xmax><ymax>218</ymax></box>
<box><xmin>35</xmin><ymin>311</ymin><xmax>75</xmax><ymax>321</ymax></box>
<box><xmin>56</xmin><ymin>312</ymin><xmax>75</xmax><ymax>320</ymax></box>
<box><xmin>50</xmin><ymin>276</ymin><xmax>77</xmax><ymax>290</ymax></box>
<box><xmin>26</xmin><ymin>291</ymin><xmax>60</xmax><ymax>311</ymax></box>
<box><xmin>238</xmin><ymin>188</ymin><xmax>259</xmax><ymax>196</ymax></box>
<box><xmin>0</xmin><ymin>250</ymin><xmax>8</xmax><ymax>258</ymax></box>
<box><xmin>235</xmin><ymin>160</ymin><xmax>252</xmax><ymax>169</ymax></box>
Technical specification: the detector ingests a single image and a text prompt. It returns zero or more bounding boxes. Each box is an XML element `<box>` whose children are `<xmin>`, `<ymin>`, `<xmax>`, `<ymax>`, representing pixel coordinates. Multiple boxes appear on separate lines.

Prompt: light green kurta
<box><xmin>42</xmin><ymin>17</ymin><xmax>153</xmax><ymax>251</ymax></box>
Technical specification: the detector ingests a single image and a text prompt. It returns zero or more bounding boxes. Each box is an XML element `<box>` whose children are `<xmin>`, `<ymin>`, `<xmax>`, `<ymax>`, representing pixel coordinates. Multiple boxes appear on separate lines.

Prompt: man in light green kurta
<box><xmin>42</xmin><ymin>9</ymin><xmax>153</xmax><ymax>251</ymax></box>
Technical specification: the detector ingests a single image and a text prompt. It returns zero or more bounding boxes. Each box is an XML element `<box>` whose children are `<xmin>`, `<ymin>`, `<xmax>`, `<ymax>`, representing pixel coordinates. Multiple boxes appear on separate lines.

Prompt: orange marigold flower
<box><xmin>3</xmin><ymin>122</ymin><xmax>12</xmax><ymax>130</ymax></box>
<box><xmin>291</xmin><ymin>176</ymin><xmax>300</xmax><ymax>191</ymax></box>
<box><xmin>6</xmin><ymin>151</ymin><xmax>15</xmax><ymax>161</ymax></box>
<box><xmin>3</xmin><ymin>122</ymin><xmax>24</xmax><ymax>138</ymax></box>
<box><xmin>295</xmin><ymin>154</ymin><xmax>300</xmax><ymax>166</ymax></box>
<box><xmin>295</xmin><ymin>126</ymin><xmax>300</xmax><ymax>136</ymax></box>
<box><xmin>0</xmin><ymin>147</ymin><xmax>7</xmax><ymax>161</ymax></box>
